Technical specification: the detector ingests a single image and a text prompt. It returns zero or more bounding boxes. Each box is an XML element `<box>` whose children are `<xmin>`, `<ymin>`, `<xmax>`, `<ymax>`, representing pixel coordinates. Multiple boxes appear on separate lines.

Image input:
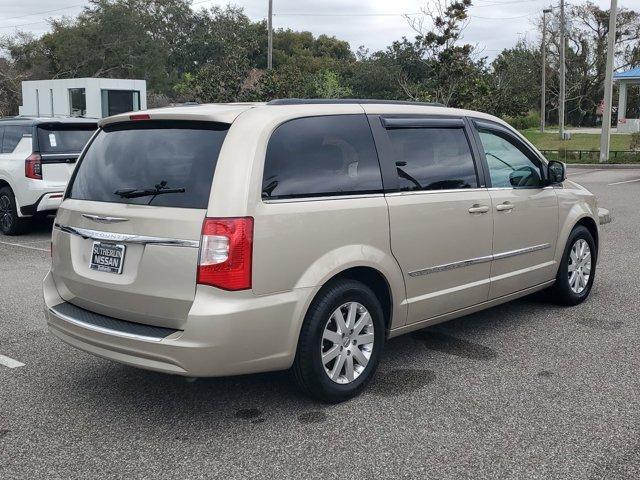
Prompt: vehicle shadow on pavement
<box><xmin>40</xmin><ymin>293</ymin><xmax>557</xmax><ymax>430</ymax></box>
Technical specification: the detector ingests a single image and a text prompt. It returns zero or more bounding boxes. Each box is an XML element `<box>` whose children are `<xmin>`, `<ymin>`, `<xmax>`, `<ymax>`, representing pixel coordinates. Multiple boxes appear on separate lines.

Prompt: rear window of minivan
<box><xmin>67</xmin><ymin>120</ymin><xmax>229</xmax><ymax>209</ymax></box>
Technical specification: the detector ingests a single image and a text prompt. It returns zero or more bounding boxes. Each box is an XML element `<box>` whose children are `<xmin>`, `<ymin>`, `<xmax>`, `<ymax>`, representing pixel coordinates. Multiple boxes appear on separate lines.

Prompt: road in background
<box><xmin>1</xmin><ymin>168</ymin><xmax>639</xmax><ymax>479</ymax></box>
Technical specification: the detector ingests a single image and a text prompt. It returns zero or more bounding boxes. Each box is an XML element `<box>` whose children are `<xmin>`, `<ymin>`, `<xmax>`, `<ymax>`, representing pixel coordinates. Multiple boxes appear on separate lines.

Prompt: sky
<box><xmin>0</xmin><ymin>0</ymin><xmax>631</xmax><ymax>60</ymax></box>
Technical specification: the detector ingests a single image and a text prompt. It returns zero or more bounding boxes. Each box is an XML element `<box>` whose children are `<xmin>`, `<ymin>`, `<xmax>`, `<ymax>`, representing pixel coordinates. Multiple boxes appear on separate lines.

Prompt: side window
<box><xmin>386</xmin><ymin>127</ymin><xmax>478</xmax><ymax>191</ymax></box>
<box><xmin>0</xmin><ymin>127</ymin><xmax>4</xmax><ymax>153</ymax></box>
<box><xmin>477</xmin><ymin>129</ymin><xmax>542</xmax><ymax>188</ymax></box>
<box><xmin>262</xmin><ymin>115</ymin><xmax>382</xmax><ymax>199</ymax></box>
<box><xmin>2</xmin><ymin>126</ymin><xmax>31</xmax><ymax>153</ymax></box>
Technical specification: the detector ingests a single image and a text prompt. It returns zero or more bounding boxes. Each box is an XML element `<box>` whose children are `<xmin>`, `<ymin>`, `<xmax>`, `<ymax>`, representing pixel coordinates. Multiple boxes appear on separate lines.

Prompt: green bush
<box><xmin>503</xmin><ymin>112</ymin><xmax>541</xmax><ymax>130</ymax></box>
<box><xmin>631</xmin><ymin>132</ymin><xmax>640</xmax><ymax>151</ymax></box>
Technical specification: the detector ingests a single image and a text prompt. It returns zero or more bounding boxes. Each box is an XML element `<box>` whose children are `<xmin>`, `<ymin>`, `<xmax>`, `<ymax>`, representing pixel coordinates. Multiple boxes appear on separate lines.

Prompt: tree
<box><xmin>542</xmin><ymin>1</ymin><xmax>640</xmax><ymax>126</ymax></box>
<box><xmin>491</xmin><ymin>41</ymin><xmax>541</xmax><ymax>117</ymax></box>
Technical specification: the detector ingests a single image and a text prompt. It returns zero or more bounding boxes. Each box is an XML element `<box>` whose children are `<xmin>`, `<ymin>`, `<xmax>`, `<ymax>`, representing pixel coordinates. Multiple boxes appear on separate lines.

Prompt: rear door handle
<box><xmin>468</xmin><ymin>204</ymin><xmax>490</xmax><ymax>214</ymax></box>
<box><xmin>496</xmin><ymin>202</ymin><xmax>514</xmax><ymax>212</ymax></box>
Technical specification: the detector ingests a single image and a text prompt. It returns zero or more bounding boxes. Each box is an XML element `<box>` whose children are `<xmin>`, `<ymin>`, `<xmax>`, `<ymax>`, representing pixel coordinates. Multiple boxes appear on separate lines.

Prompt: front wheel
<box><xmin>293</xmin><ymin>279</ymin><xmax>385</xmax><ymax>403</ymax></box>
<box><xmin>548</xmin><ymin>225</ymin><xmax>596</xmax><ymax>305</ymax></box>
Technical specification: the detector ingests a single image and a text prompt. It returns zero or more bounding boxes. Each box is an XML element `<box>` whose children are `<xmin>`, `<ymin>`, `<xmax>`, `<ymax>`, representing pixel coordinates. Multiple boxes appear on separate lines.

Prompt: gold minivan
<box><xmin>44</xmin><ymin>100</ymin><xmax>604</xmax><ymax>402</ymax></box>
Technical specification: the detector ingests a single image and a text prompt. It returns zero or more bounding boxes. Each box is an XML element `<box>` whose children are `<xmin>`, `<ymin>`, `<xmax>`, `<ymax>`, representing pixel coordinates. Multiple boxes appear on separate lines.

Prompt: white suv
<box><xmin>0</xmin><ymin>117</ymin><xmax>96</xmax><ymax>235</ymax></box>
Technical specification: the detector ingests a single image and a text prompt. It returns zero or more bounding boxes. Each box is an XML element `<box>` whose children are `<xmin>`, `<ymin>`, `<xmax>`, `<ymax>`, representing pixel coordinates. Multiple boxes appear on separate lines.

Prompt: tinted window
<box><xmin>478</xmin><ymin>129</ymin><xmax>542</xmax><ymax>188</ymax></box>
<box><xmin>2</xmin><ymin>125</ymin><xmax>32</xmax><ymax>153</ymax></box>
<box><xmin>262</xmin><ymin>115</ymin><xmax>382</xmax><ymax>199</ymax></box>
<box><xmin>68</xmin><ymin>121</ymin><xmax>228</xmax><ymax>208</ymax></box>
<box><xmin>387</xmin><ymin>127</ymin><xmax>477</xmax><ymax>191</ymax></box>
<box><xmin>69</xmin><ymin>88</ymin><xmax>86</xmax><ymax>117</ymax></box>
<box><xmin>37</xmin><ymin>124</ymin><xmax>96</xmax><ymax>153</ymax></box>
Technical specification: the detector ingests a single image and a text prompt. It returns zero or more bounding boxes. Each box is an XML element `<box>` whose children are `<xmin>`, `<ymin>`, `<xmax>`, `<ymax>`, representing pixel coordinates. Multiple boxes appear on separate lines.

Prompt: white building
<box><xmin>18</xmin><ymin>78</ymin><xmax>147</xmax><ymax>119</ymax></box>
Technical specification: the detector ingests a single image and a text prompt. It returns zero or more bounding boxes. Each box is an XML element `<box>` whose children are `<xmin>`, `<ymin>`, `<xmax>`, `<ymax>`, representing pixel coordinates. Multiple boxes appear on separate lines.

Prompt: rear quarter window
<box><xmin>2</xmin><ymin>125</ymin><xmax>32</xmax><ymax>153</ymax></box>
<box><xmin>67</xmin><ymin>121</ymin><xmax>229</xmax><ymax>209</ymax></box>
<box><xmin>262</xmin><ymin>115</ymin><xmax>383</xmax><ymax>199</ymax></box>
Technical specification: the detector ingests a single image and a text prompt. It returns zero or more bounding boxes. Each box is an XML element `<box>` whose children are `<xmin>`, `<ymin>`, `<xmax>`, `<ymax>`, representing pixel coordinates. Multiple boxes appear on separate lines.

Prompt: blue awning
<box><xmin>614</xmin><ymin>66</ymin><xmax>640</xmax><ymax>80</ymax></box>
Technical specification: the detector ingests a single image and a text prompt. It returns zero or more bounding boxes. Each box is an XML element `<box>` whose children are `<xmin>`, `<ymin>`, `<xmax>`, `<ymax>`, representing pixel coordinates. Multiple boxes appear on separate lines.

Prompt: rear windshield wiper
<box><xmin>114</xmin><ymin>180</ymin><xmax>185</xmax><ymax>199</ymax></box>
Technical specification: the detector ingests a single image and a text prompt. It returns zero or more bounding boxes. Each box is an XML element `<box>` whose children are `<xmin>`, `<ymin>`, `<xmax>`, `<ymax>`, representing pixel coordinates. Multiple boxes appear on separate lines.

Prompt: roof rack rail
<box><xmin>266</xmin><ymin>98</ymin><xmax>445</xmax><ymax>107</ymax></box>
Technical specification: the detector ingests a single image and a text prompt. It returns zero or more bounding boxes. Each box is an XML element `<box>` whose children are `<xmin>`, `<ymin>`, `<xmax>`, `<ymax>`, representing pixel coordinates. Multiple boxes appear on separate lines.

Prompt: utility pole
<box><xmin>541</xmin><ymin>8</ymin><xmax>552</xmax><ymax>133</ymax></box>
<box><xmin>599</xmin><ymin>0</ymin><xmax>618</xmax><ymax>163</ymax></box>
<box><xmin>267</xmin><ymin>0</ymin><xmax>273</xmax><ymax>70</ymax></box>
<box><xmin>559</xmin><ymin>0</ymin><xmax>566</xmax><ymax>140</ymax></box>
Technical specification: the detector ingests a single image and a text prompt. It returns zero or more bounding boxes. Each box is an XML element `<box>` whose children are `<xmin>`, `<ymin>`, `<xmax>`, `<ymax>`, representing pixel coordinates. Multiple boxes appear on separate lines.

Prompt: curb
<box><xmin>566</xmin><ymin>163</ymin><xmax>640</xmax><ymax>169</ymax></box>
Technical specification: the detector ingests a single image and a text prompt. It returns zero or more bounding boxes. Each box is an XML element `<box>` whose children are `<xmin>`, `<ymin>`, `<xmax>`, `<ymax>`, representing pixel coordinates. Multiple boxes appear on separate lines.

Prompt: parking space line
<box><xmin>0</xmin><ymin>240</ymin><xmax>49</xmax><ymax>252</ymax></box>
<box><xmin>0</xmin><ymin>355</ymin><xmax>25</xmax><ymax>369</ymax></box>
<box><xmin>607</xmin><ymin>178</ymin><xmax>640</xmax><ymax>186</ymax></box>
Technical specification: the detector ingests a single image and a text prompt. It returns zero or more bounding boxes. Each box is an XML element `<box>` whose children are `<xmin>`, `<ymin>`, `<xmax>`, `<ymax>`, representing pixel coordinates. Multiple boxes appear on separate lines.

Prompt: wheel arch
<box><xmin>574</xmin><ymin>216</ymin><xmax>599</xmax><ymax>254</ymax></box>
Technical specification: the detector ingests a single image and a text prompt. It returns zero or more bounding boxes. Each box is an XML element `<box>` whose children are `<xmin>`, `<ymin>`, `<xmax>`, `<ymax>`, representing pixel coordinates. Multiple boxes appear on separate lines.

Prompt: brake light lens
<box><xmin>197</xmin><ymin>217</ymin><xmax>253</xmax><ymax>291</ymax></box>
<box><xmin>129</xmin><ymin>114</ymin><xmax>150</xmax><ymax>121</ymax></box>
<box><xmin>25</xmin><ymin>153</ymin><xmax>42</xmax><ymax>180</ymax></box>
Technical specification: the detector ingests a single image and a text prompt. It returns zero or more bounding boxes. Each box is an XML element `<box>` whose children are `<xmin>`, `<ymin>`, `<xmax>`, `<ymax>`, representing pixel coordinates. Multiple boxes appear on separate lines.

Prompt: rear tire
<box><xmin>293</xmin><ymin>279</ymin><xmax>385</xmax><ymax>403</ymax></box>
<box><xmin>547</xmin><ymin>225</ymin><xmax>596</xmax><ymax>306</ymax></box>
<box><xmin>0</xmin><ymin>187</ymin><xmax>29</xmax><ymax>236</ymax></box>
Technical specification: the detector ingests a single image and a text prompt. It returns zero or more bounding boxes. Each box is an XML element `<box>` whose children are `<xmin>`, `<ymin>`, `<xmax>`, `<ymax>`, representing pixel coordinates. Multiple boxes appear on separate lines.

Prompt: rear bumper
<box><xmin>43</xmin><ymin>271</ymin><xmax>314</xmax><ymax>377</ymax></box>
<box><xmin>20</xmin><ymin>191</ymin><xmax>64</xmax><ymax>216</ymax></box>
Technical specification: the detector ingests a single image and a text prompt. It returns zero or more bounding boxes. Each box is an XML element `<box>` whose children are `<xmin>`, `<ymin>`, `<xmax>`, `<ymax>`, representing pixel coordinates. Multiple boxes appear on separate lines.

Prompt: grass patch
<box><xmin>520</xmin><ymin>131</ymin><xmax>633</xmax><ymax>151</ymax></box>
<box><xmin>518</xmin><ymin>130</ymin><xmax>639</xmax><ymax>163</ymax></box>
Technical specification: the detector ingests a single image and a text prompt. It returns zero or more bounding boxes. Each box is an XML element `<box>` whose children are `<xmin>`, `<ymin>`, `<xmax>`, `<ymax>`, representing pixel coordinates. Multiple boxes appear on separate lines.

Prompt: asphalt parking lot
<box><xmin>1</xmin><ymin>167</ymin><xmax>639</xmax><ymax>479</ymax></box>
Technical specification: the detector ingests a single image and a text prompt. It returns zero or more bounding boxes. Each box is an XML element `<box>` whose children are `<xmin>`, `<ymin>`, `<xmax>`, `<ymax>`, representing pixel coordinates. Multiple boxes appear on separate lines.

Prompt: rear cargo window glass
<box><xmin>2</xmin><ymin>125</ymin><xmax>31</xmax><ymax>153</ymax></box>
<box><xmin>68</xmin><ymin>121</ymin><xmax>229</xmax><ymax>208</ymax></box>
<box><xmin>387</xmin><ymin>127</ymin><xmax>478</xmax><ymax>191</ymax></box>
<box><xmin>262</xmin><ymin>115</ymin><xmax>382</xmax><ymax>199</ymax></box>
<box><xmin>37</xmin><ymin>124</ymin><xmax>96</xmax><ymax>153</ymax></box>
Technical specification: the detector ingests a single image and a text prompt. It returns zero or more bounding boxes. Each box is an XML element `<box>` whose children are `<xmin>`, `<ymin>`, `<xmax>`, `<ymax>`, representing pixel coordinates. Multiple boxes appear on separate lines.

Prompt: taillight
<box><xmin>197</xmin><ymin>217</ymin><xmax>253</xmax><ymax>291</ymax></box>
<box><xmin>25</xmin><ymin>153</ymin><xmax>42</xmax><ymax>180</ymax></box>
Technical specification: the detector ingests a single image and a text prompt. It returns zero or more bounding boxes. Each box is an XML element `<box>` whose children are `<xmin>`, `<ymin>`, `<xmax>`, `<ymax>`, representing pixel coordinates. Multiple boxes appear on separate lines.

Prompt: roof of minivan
<box><xmin>98</xmin><ymin>100</ymin><xmax>511</xmax><ymax>130</ymax></box>
<box><xmin>0</xmin><ymin>116</ymin><xmax>98</xmax><ymax>125</ymax></box>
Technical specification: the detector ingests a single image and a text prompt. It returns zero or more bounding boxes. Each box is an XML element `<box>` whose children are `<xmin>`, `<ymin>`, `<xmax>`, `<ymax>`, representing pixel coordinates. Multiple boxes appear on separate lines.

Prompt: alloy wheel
<box><xmin>0</xmin><ymin>195</ymin><xmax>14</xmax><ymax>232</ymax></box>
<box><xmin>321</xmin><ymin>302</ymin><xmax>374</xmax><ymax>384</ymax></box>
<box><xmin>568</xmin><ymin>238</ymin><xmax>591</xmax><ymax>294</ymax></box>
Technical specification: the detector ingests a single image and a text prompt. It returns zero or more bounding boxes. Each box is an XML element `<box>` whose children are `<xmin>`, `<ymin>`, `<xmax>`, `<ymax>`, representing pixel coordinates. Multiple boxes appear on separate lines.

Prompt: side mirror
<box><xmin>547</xmin><ymin>160</ymin><xmax>566</xmax><ymax>184</ymax></box>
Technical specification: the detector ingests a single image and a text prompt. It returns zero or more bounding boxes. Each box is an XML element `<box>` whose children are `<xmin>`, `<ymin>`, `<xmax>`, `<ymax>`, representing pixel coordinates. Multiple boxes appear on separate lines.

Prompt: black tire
<box><xmin>0</xmin><ymin>187</ymin><xmax>29</xmax><ymax>236</ymax></box>
<box><xmin>547</xmin><ymin>225</ymin><xmax>596</xmax><ymax>306</ymax></box>
<box><xmin>293</xmin><ymin>279</ymin><xmax>386</xmax><ymax>403</ymax></box>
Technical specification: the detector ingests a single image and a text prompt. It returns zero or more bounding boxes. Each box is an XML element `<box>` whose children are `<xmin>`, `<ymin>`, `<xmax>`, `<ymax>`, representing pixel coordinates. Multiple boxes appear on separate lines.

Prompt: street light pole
<box><xmin>267</xmin><ymin>0</ymin><xmax>273</xmax><ymax>70</ymax></box>
<box><xmin>599</xmin><ymin>0</ymin><xmax>618</xmax><ymax>163</ymax></box>
<box><xmin>559</xmin><ymin>0</ymin><xmax>566</xmax><ymax>140</ymax></box>
<box><xmin>541</xmin><ymin>8</ymin><xmax>552</xmax><ymax>133</ymax></box>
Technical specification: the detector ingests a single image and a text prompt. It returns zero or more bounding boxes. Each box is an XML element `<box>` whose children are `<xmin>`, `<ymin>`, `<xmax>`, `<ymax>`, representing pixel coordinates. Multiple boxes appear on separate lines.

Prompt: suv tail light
<box><xmin>197</xmin><ymin>217</ymin><xmax>253</xmax><ymax>291</ymax></box>
<box><xmin>25</xmin><ymin>153</ymin><xmax>43</xmax><ymax>180</ymax></box>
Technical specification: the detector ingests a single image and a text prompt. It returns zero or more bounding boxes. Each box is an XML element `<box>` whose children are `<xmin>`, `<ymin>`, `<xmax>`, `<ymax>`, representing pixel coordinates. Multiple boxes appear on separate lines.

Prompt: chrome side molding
<box><xmin>408</xmin><ymin>243</ymin><xmax>551</xmax><ymax>277</ymax></box>
<box><xmin>54</xmin><ymin>223</ymin><xmax>200</xmax><ymax>248</ymax></box>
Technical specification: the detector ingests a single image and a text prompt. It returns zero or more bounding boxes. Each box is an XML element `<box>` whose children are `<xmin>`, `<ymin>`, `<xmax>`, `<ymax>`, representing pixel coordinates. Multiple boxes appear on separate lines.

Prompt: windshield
<box><xmin>67</xmin><ymin>120</ymin><xmax>229</xmax><ymax>208</ymax></box>
<box><xmin>37</xmin><ymin>124</ymin><xmax>97</xmax><ymax>153</ymax></box>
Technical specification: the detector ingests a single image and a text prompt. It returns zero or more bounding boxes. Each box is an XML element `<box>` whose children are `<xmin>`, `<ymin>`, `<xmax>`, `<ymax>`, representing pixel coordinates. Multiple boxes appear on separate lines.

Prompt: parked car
<box><xmin>44</xmin><ymin>100</ymin><xmax>603</xmax><ymax>402</ymax></box>
<box><xmin>0</xmin><ymin>116</ymin><xmax>97</xmax><ymax>235</ymax></box>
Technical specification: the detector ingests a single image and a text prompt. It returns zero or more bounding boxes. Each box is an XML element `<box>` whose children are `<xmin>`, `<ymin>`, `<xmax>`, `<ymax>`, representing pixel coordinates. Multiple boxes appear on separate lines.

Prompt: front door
<box><xmin>472</xmin><ymin>120</ymin><xmax>559</xmax><ymax>299</ymax></box>
<box><xmin>374</xmin><ymin>116</ymin><xmax>494</xmax><ymax>325</ymax></box>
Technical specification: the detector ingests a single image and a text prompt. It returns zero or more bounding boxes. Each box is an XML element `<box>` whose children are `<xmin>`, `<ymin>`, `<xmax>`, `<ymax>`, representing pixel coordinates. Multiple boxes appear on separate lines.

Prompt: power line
<box><xmin>0</xmin><ymin>0</ymin><xmax>217</xmax><ymax>30</ymax></box>
<box><xmin>0</xmin><ymin>3</ymin><xmax>86</xmax><ymax>22</ymax></box>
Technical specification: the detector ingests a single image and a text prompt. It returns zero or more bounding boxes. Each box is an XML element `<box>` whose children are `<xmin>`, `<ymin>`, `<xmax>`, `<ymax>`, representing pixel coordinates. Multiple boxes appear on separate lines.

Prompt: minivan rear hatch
<box><xmin>37</xmin><ymin>122</ymin><xmax>97</xmax><ymax>184</ymax></box>
<box><xmin>51</xmin><ymin>120</ymin><xmax>229</xmax><ymax>329</ymax></box>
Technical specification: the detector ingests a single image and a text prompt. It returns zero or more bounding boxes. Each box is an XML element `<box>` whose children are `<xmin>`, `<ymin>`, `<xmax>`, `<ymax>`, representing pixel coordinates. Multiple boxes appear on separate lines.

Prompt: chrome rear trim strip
<box><xmin>408</xmin><ymin>243</ymin><xmax>551</xmax><ymax>277</ymax></box>
<box><xmin>54</xmin><ymin>223</ymin><xmax>200</xmax><ymax>248</ymax></box>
